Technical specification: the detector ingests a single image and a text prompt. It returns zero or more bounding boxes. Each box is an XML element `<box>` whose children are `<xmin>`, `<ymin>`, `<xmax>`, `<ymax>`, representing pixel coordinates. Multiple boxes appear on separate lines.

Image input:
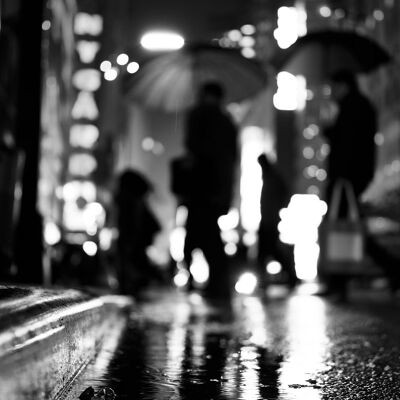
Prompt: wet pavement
<box><xmin>70</xmin><ymin>285</ymin><xmax>400</xmax><ymax>400</ymax></box>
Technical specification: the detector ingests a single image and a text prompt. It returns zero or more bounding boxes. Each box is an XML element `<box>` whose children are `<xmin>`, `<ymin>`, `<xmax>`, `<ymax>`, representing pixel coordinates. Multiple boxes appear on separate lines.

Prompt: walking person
<box><xmin>319</xmin><ymin>70</ymin><xmax>399</xmax><ymax>299</ymax></box>
<box><xmin>182</xmin><ymin>81</ymin><xmax>239</xmax><ymax>299</ymax></box>
<box><xmin>257</xmin><ymin>153</ymin><xmax>297</xmax><ymax>292</ymax></box>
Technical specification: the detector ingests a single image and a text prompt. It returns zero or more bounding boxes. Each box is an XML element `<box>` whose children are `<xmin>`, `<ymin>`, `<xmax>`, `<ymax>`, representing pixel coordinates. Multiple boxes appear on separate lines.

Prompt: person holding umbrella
<box><xmin>318</xmin><ymin>70</ymin><xmax>399</xmax><ymax>299</ymax></box>
<box><xmin>182</xmin><ymin>81</ymin><xmax>238</xmax><ymax>300</ymax></box>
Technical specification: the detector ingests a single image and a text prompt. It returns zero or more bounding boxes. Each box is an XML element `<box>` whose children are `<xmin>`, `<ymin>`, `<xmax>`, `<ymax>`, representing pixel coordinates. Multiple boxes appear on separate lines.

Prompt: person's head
<box><xmin>329</xmin><ymin>70</ymin><xmax>358</xmax><ymax>101</ymax></box>
<box><xmin>198</xmin><ymin>81</ymin><xmax>225</xmax><ymax>105</ymax></box>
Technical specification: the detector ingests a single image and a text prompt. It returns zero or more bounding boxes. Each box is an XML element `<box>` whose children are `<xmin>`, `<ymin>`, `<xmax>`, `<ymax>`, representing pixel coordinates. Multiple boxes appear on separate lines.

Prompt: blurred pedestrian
<box><xmin>182</xmin><ymin>81</ymin><xmax>238</xmax><ymax>299</ymax></box>
<box><xmin>257</xmin><ymin>153</ymin><xmax>297</xmax><ymax>291</ymax></box>
<box><xmin>319</xmin><ymin>70</ymin><xmax>399</xmax><ymax>299</ymax></box>
<box><xmin>115</xmin><ymin>169</ymin><xmax>161</xmax><ymax>296</ymax></box>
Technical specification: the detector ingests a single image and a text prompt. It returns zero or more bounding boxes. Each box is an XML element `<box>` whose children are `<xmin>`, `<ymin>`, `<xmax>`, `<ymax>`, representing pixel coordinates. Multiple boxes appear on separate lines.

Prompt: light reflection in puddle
<box><xmin>279</xmin><ymin>295</ymin><xmax>330</xmax><ymax>399</ymax></box>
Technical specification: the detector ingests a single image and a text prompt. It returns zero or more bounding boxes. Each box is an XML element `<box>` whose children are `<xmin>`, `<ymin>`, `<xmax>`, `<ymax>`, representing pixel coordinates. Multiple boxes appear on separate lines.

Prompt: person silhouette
<box><xmin>182</xmin><ymin>81</ymin><xmax>238</xmax><ymax>299</ymax></box>
<box><xmin>319</xmin><ymin>70</ymin><xmax>399</xmax><ymax>299</ymax></box>
<box><xmin>257</xmin><ymin>153</ymin><xmax>297</xmax><ymax>291</ymax></box>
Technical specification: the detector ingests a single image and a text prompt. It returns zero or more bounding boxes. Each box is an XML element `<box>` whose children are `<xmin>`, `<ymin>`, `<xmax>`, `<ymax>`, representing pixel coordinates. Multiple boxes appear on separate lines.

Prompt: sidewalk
<box><xmin>0</xmin><ymin>284</ymin><xmax>133</xmax><ymax>400</ymax></box>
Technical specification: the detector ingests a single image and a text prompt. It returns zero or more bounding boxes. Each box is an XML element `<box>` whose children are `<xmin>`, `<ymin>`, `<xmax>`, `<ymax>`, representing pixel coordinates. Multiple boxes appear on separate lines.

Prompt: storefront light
<box><xmin>140</xmin><ymin>31</ymin><xmax>184</xmax><ymax>51</ymax></box>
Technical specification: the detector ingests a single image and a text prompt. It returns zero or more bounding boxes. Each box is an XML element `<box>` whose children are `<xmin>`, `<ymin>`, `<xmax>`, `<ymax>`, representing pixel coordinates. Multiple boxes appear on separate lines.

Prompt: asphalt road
<box><xmin>72</xmin><ymin>285</ymin><xmax>400</xmax><ymax>400</ymax></box>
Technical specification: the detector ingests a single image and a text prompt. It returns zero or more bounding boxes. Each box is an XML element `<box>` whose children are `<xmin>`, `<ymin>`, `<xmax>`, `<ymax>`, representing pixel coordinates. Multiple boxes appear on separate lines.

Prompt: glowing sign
<box><xmin>70</xmin><ymin>124</ymin><xmax>99</xmax><ymax>148</ymax></box>
<box><xmin>68</xmin><ymin>153</ymin><xmax>98</xmax><ymax>176</ymax></box>
<box><xmin>76</xmin><ymin>41</ymin><xmax>100</xmax><ymax>63</ymax></box>
<box><xmin>72</xmin><ymin>69</ymin><xmax>102</xmax><ymax>91</ymax></box>
<box><xmin>74</xmin><ymin>13</ymin><xmax>103</xmax><ymax>36</ymax></box>
<box><xmin>71</xmin><ymin>91</ymin><xmax>99</xmax><ymax>120</ymax></box>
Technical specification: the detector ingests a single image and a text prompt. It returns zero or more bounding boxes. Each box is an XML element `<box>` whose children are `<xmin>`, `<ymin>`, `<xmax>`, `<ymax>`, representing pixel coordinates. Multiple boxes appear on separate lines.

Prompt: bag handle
<box><xmin>328</xmin><ymin>179</ymin><xmax>360</xmax><ymax>222</ymax></box>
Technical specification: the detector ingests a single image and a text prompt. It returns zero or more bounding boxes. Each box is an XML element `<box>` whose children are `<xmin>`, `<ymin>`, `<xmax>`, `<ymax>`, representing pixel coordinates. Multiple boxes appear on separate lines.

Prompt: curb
<box><xmin>0</xmin><ymin>286</ymin><xmax>133</xmax><ymax>400</ymax></box>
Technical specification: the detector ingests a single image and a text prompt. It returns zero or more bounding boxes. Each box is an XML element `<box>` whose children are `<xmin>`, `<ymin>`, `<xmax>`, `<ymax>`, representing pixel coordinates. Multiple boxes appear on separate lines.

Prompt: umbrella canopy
<box><xmin>273</xmin><ymin>29</ymin><xmax>391</xmax><ymax>83</ymax></box>
<box><xmin>125</xmin><ymin>43</ymin><xmax>267</xmax><ymax>112</ymax></box>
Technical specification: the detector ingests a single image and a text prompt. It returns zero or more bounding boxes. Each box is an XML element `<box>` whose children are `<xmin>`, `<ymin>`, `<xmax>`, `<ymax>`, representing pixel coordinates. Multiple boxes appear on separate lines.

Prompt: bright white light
<box><xmin>227</xmin><ymin>29</ymin><xmax>242</xmax><ymax>42</ymax></box>
<box><xmin>235</xmin><ymin>272</ymin><xmax>258</xmax><ymax>295</ymax></box>
<box><xmin>42</xmin><ymin>20</ymin><xmax>51</xmax><ymax>31</ymax></box>
<box><xmin>73</xmin><ymin>69</ymin><xmax>101</xmax><ymax>92</ymax></box>
<box><xmin>83</xmin><ymin>241</ymin><xmax>98</xmax><ymax>256</ymax></box>
<box><xmin>74</xmin><ymin>13</ymin><xmax>103</xmax><ymax>36</ymax></box>
<box><xmin>127</xmin><ymin>61</ymin><xmax>140</xmax><ymax>74</ymax></box>
<box><xmin>294</xmin><ymin>242</ymin><xmax>320</xmax><ymax>280</ymax></box>
<box><xmin>189</xmin><ymin>249</ymin><xmax>209</xmax><ymax>284</ymax></box>
<box><xmin>63</xmin><ymin>181</ymin><xmax>96</xmax><ymax>202</ymax></box>
<box><xmin>44</xmin><ymin>222</ymin><xmax>61</xmax><ymax>245</ymax></box>
<box><xmin>170</xmin><ymin>227</ymin><xmax>186</xmax><ymax>262</ymax></box>
<box><xmin>319</xmin><ymin>5</ymin><xmax>332</xmax><ymax>18</ymax></box>
<box><xmin>240</xmin><ymin>36</ymin><xmax>256</xmax><ymax>48</ymax></box>
<box><xmin>70</xmin><ymin>124</ymin><xmax>99</xmax><ymax>148</ymax></box>
<box><xmin>218</xmin><ymin>208</ymin><xmax>239</xmax><ymax>231</ymax></box>
<box><xmin>99</xmin><ymin>228</ymin><xmax>114</xmax><ymax>251</ymax></box>
<box><xmin>273</xmin><ymin>6</ymin><xmax>307</xmax><ymax>49</ymax></box>
<box><xmin>116</xmin><ymin>53</ymin><xmax>129</xmax><ymax>65</ymax></box>
<box><xmin>100</xmin><ymin>60</ymin><xmax>112</xmax><ymax>72</ymax></box>
<box><xmin>273</xmin><ymin>72</ymin><xmax>307</xmax><ymax>111</ymax></box>
<box><xmin>278</xmin><ymin>194</ymin><xmax>327</xmax><ymax>280</ymax></box>
<box><xmin>224</xmin><ymin>242</ymin><xmax>237</xmax><ymax>256</ymax></box>
<box><xmin>241</xmin><ymin>47</ymin><xmax>256</xmax><ymax>59</ymax></box>
<box><xmin>76</xmin><ymin>41</ymin><xmax>100</xmax><ymax>64</ymax></box>
<box><xmin>266</xmin><ymin>260</ymin><xmax>282</xmax><ymax>275</ymax></box>
<box><xmin>240</xmin><ymin>127</ymin><xmax>264</xmax><ymax>232</ymax></box>
<box><xmin>142</xmin><ymin>137</ymin><xmax>155</xmax><ymax>151</ymax></box>
<box><xmin>173</xmin><ymin>267</ymin><xmax>190</xmax><ymax>287</ymax></box>
<box><xmin>68</xmin><ymin>153</ymin><xmax>97</xmax><ymax>176</ymax></box>
<box><xmin>175</xmin><ymin>206</ymin><xmax>188</xmax><ymax>227</ymax></box>
<box><xmin>71</xmin><ymin>91</ymin><xmax>99</xmax><ymax>120</ymax></box>
<box><xmin>104</xmin><ymin>68</ymin><xmax>118</xmax><ymax>81</ymax></box>
<box><xmin>243</xmin><ymin>231</ymin><xmax>257</xmax><ymax>247</ymax></box>
<box><xmin>241</xmin><ymin>24</ymin><xmax>256</xmax><ymax>35</ymax></box>
<box><xmin>140</xmin><ymin>31</ymin><xmax>184</xmax><ymax>51</ymax></box>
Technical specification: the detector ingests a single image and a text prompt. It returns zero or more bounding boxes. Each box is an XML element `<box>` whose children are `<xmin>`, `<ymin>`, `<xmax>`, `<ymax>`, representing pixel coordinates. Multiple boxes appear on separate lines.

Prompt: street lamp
<box><xmin>140</xmin><ymin>30</ymin><xmax>185</xmax><ymax>51</ymax></box>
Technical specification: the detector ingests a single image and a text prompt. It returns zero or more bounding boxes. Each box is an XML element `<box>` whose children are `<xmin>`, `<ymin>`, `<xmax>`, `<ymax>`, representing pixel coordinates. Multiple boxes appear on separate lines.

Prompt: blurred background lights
<box><xmin>373</xmin><ymin>9</ymin><xmax>384</xmax><ymax>21</ymax></box>
<box><xmin>240</xmin><ymin>24</ymin><xmax>256</xmax><ymax>35</ymax></box>
<box><xmin>303</xmin><ymin>146</ymin><xmax>315</xmax><ymax>159</ymax></box>
<box><xmin>42</xmin><ymin>20</ymin><xmax>51</xmax><ymax>31</ymax></box>
<box><xmin>173</xmin><ymin>266</ymin><xmax>190</xmax><ymax>287</ymax></box>
<box><xmin>70</xmin><ymin>124</ymin><xmax>99</xmax><ymax>148</ymax></box>
<box><xmin>224</xmin><ymin>242</ymin><xmax>237</xmax><ymax>256</ymax></box>
<box><xmin>273</xmin><ymin>72</ymin><xmax>306</xmax><ymax>111</ymax></box>
<box><xmin>100</xmin><ymin>60</ymin><xmax>112</xmax><ymax>72</ymax></box>
<box><xmin>239</xmin><ymin>36</ymin><xmax>256</xmax><ymax>48</ymax></box>
<box><xmin>72</xmin><ymin>69</ymin><xmax>102</xmax><ymax>92</ymax></box>
<box><xmin>319</xmin><ymin>5</ymin><xmax>332</xmax><ymax>18</ymax></box>
<box><xmin>241</xmin><ymin>47</ymin><xmax>256</xmax><ymax>58</ymax></box>
<box><xmin>218</xmin><ymin>208</ymin><xmax>239</xmax><ymax>231</ymax></box>
<box><xmin>83</xmin><ymin>241</ymin><xmax>98</xmax><ymax>256</ymax></box>
<box><xmin>140</xmin><ymin>31</ymin><xmax>184</xmax><ymax>51</ymax></box>
<box><xmin>274</xmin><ymin>5</ymin><xmax>307</xmax><ymax>49</ymax></box>
<box><xmin>235</xmin><ymin>272</ymin><xmax>258</xmax><ymax>295</ymax></box>
<box><xmin>278</xmin><ymin>194</ymin><xmax>328</xmax><ymax>280</ymax></box>
<box><xmin>104</xmin><ymin>67</ymin><xmax>118</xmax><ymax>81</ymax></box>
<box><xmin>127</xmin><ymin>61</ymin><xmax>140</xmax><ymax>74</ymax></box>
<box><xmin>189</xmin><ymin>249</ymin><xmax>209</xmax><ymax>284</ymax></box>
<box><xmin>227</xmin><ymin>29</ymin><xmax>242</xmax><ymax>41</ymax></box>
<box><xmin>44</xmin><ymin>222</ymin><xmax>61</xmax><ymax>246</ymax></box>
<box><xmin>266</xmin><ymin>260</ymin><xmax>282</xmax><ymax>275</ymax></box>
<box><xmin>116</xmin><ymin>53</ymin><xmax>129</xmax><ymax>65</ymax></box>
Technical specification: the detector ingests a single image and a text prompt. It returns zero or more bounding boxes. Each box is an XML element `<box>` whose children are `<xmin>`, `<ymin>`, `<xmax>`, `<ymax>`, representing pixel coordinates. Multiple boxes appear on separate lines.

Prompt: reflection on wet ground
<box><xmin>72</xmin><ymin>287</ymin><xmax>400</xmax><ymax>400</ymax></box>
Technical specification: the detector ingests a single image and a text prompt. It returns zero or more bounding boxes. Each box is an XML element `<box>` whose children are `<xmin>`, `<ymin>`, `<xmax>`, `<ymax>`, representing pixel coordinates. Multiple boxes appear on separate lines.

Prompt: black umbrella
<box><xmin>272</xmin><ymin>29</ymin><xmax>391</xmax><ymax>83</ymax></box>
<box><xmin>125</xmin><ymin>42</ymin><xmax>267</xmax><ymax>112</ymax></box>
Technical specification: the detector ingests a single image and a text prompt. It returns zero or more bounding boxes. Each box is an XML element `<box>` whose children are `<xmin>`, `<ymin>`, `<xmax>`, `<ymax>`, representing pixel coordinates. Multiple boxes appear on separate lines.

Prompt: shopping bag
<box><xmin>318</xmin><ymin>179</ymin><xmax>365</xmax><ymax>275</ymax></box>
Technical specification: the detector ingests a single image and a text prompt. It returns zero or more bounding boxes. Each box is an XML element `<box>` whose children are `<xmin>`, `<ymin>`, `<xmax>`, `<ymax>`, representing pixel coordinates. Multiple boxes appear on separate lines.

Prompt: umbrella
<box><xmin>272</xmin><ymin>29</ymin><xmax>391</xmax><ymax>83</ymax></box>
<box><xmin>125</xmin><ymin>43</ymin><xmax>267</xmax><ymax>112</ymax></box>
